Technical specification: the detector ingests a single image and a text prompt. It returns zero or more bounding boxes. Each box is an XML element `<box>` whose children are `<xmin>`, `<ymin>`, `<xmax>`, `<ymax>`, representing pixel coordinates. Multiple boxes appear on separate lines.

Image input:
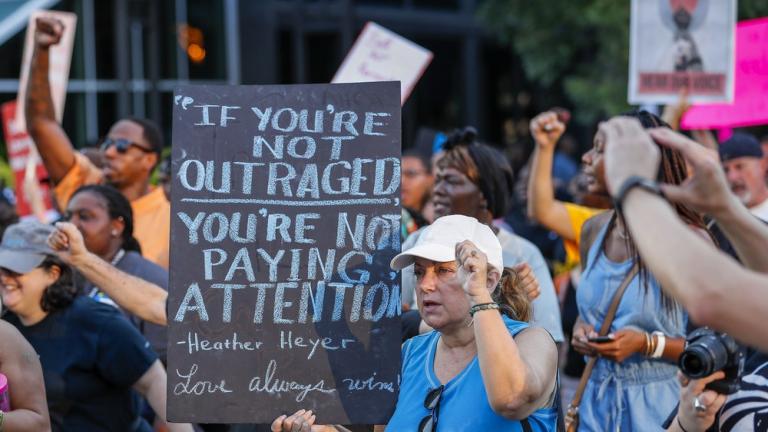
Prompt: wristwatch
<box><xmin>613</xmin><ymin>175</ymin><xmax>664</xmax><ymax>212</ymax></box>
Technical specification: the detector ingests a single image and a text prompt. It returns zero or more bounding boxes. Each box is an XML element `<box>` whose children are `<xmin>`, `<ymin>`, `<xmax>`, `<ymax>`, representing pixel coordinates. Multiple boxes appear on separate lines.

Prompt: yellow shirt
<box><xmin>54</xmin><ymin>153</ymin><xmax>170</xmax><ymax>269</ymax></box>
<box><xmin>563</xmin><ymin>202</ymin><xmax>604</xmax><ymax>266</ymax></box>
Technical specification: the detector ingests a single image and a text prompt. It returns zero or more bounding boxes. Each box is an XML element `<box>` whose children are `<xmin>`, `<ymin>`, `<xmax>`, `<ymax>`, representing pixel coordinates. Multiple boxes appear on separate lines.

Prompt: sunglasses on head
<box><xmin>100</xmin><ymin>137</ymin><xmax>154</xmax><ymax>154</ymax></box>
<box><xmin>418</xmin><ymin>385</ymin><xmax>444</xmax><ymax>432</ymax></box>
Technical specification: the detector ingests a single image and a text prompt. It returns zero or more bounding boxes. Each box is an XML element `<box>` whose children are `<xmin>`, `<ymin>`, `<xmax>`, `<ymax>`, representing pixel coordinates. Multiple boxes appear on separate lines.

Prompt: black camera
<box><xmin>678</xmin><ymin>327</ymin><xmax>744</xmax><ymax>394</ymax></box>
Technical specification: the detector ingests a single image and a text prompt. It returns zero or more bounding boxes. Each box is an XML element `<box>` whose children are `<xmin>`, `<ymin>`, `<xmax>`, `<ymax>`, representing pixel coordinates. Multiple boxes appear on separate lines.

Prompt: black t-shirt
<box><xmin>4</xmin><ymin>295</ymin><xmax>157</xmax><ymax>431</ymax></box>
<box><xmin>77</xmin><ymin>250</ymin><xmax>169</xmax><ymax>363</ymax></box>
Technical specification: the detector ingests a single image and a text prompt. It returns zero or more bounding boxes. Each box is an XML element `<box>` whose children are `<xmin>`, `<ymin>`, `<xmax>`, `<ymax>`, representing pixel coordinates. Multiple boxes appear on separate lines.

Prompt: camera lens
<box><xmin>679</xmin><ymin>335</ymin><xmax>729</xmax><ymax>378</ymax></box>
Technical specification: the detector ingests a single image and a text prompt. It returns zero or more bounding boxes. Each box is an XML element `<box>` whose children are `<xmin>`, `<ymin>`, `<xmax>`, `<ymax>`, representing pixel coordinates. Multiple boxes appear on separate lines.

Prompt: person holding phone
<box><xmin>567</xmin><ymin>111</ymin><xmax>709</xmax><ymax>431</ymax></box>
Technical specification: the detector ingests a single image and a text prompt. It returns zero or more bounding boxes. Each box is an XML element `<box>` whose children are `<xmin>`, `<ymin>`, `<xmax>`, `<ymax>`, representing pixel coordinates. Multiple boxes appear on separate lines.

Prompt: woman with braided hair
<box><xmin>569</xmin><ymin>111</ymin><xmax>711</xmax><ymax>431</ymax></box>
<box><xmin>63</xmin><ymin>184</ymin><xmax>168</xmax><ymax>363</ymax></box>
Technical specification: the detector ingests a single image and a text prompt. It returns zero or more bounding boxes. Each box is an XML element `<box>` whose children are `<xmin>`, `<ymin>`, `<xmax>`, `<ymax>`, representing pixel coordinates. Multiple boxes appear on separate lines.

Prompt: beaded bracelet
<box><xmin>470</xmin><ymin>302</ymin><xmax>499</xmax><ymax>316</ymax></box>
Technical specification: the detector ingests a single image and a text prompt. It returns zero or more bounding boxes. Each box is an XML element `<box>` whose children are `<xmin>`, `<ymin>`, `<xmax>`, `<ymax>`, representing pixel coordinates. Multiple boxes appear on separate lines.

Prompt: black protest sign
<box><xmin>168</xmin><ymin>82</ymin><xmax>402</xmax><ymax>424</ymax></box>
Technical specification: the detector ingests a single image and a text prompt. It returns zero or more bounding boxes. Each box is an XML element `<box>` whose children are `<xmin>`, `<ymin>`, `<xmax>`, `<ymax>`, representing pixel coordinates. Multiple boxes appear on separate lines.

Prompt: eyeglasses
<box><xmin>418</xmin><ymin>385</ymin><xmax>444</xmax><ymax>432</ymax></box>
<box><xmin>100</xmin><ymin>138</ymin><xmax>154</xmax><ymax>154</ymax></box>
<box><xmin>413</xmin><ymin>263</ymin><xmax>458</xmax><ymax>284</ymax></box>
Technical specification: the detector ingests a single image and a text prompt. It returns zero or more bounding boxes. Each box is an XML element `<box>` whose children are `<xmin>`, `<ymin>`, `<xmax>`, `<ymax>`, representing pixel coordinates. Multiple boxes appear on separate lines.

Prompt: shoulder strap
<box><xmin>579</xmin><ymin>212</ymin><xmax>610</xmax><ymax>269</ymax></box>
<box><xmin>568</xmin><ymin>262</ymin><xmax>639</xmax><ymax>410</ymax></box>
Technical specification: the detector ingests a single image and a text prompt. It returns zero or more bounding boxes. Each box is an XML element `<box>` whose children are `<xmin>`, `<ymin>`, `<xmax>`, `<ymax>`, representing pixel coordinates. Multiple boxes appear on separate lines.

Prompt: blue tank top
<box><xmin>386</xmin><ymin>316</ymin><xmax>557</xmax><ymax>431</ymax></box>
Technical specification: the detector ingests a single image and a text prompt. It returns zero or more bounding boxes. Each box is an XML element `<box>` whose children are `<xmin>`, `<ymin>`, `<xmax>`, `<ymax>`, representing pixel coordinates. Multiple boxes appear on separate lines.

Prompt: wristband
<box><xmin>652</xmin><ymin>331</ymin><xmax>666</xmax><ymax>358</ymax></box>
<box><xmin>613</xmin><ymin>176</ymin><xmax>664</xmax><ymax>213</ymax></box>
<box><xmin>676</xmin><ymin>416</ymin><xmax>690</xmax><ymax>432</ymax></box>
<box><xmin>470</xmin><ymin>302</ymin><xmax>499</xmax><ymax>316</ymax></box>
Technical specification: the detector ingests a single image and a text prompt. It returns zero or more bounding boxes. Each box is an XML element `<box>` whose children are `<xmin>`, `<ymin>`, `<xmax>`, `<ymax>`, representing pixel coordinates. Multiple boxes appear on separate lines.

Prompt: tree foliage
<box><xmin>479</xmin><ymin>0</ymin><xmax>768</xmax><ymax>125</ymax></box>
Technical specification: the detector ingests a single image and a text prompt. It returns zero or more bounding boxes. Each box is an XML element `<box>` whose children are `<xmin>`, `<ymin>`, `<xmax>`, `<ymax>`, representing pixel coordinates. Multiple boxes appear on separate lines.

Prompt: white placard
<box><xmin>15</xmin><ymin>10</ymin><xmax>77</xmax><ymax>130</ymax></box>
<box><xmin>332</xmin><ymin>22</ymin><xmax>433</xmax><ymax>105</ymax></box>
<box><xmin>628</xmin><ymin>0</ymin><xmax>736</xmax><ymax>105</ymax></box>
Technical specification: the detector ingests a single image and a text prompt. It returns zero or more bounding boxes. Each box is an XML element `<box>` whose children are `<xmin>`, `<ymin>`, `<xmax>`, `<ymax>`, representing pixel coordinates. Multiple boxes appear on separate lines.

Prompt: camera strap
<box><xmin>567</xmin><ymin>263</ymin><xmax>639</xmax><ymax>418</ymax></box>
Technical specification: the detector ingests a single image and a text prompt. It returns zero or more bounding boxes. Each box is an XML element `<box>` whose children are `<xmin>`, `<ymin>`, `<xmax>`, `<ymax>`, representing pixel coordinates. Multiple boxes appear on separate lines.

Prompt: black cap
<box><xmin>719</xmin><ymin>132</ymin><xmax>763</xmax><ymax>162</ymax></box>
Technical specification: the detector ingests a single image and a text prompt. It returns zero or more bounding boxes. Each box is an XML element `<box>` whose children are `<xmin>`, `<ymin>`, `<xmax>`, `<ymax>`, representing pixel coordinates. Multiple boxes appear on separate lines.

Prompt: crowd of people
<box><xmin>1</xmin><ymin>13</ymin><xmax>768</xmax><ymax>432</ymax></box>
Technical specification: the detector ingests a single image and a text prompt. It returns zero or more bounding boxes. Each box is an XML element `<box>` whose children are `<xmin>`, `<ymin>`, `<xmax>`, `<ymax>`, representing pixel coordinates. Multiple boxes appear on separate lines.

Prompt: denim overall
<box><xmin>576</xmin><ymin>222</ymin><xmax>686</xmax><ymax>431</ymax></box>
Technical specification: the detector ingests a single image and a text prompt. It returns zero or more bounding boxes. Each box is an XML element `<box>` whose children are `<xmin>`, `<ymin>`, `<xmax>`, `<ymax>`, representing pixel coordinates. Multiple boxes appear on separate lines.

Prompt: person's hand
<box><xmin>586</xmin><ymin>328</ymin><xmax>647</xmax><ymax>363</ymax></box>
<box><xmin>530</xmin><ymin>111</ymin><xmax>566</xmax><ymax>151</ymax></box>
<box><xmin>47</xmin><ymin>221</ymin><xmax>89</xmax><ymax>266</ymax></box>
<box><xmin>601</xmin><ymin>118</ymin><xmax>660</xmax><ymax>197</ymax></box>
<box><xmin>661</xmin><ymin>88</ymin><xmax>690</xmax><ymax>131</ymax></box>
<box><xmin>34</xmin><ymin>17</ymin><xmax>64</xmax><ymax>49</ymax></box>
<box><xmin>271</xmin><ymin>410</ymin><xmax>328</xmax><ymax>432</ymax></box>
<box><xmin>676</xmin><ymin>371</ymin><xmax>727</xmax><ymax>432</ymax></box>
<box><xmin>571</xmin><ymin>319</ymin><xmax>596</xmax><ymax>357</ymax></box>
<box><xmin>512</xmin><ymin>263</ymin><xmax>540</xmax><ymax>300</ymax></box>
<box><xmin>649</xmin><ymin>128</ymin><xmax>737</xmax><ymax>218</ymax></box>
<box><xmin>456</xmin><ymin>240</ymin><xmax>492</xmax><ymax>303</ymax></box>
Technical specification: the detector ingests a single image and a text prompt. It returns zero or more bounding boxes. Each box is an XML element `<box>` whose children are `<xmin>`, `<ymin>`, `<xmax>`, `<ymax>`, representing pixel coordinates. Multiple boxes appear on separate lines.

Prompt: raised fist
<box><xmin>34</xmin><ymin>16</ymin><xmax>64</xmax><ymax>49</ymax></box>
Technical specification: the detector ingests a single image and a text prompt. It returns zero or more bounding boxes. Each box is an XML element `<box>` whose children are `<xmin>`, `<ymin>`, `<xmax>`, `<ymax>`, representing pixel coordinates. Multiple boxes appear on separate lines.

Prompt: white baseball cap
<box><xmin>390</xmin><ymin>215</ymin><xmax>503</xmax><ymax>273</ymax></box>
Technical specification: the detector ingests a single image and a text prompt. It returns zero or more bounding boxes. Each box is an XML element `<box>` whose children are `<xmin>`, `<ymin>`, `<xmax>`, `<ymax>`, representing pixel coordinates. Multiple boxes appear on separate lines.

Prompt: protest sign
<box><xmin>168</xmin><ymin>82</ymin><xmax>402</xmax><ymax>424</ymax></box>
<box><xmin>15</xmin><ymin>10</ymin><xmax>77</xmax><ymax>130</ymax></box>
<box><xmin>0</xmin><ymin>100</ymin><xmax>55</xmax><ymax>220</ymax></box>
<box><xmin>682</xmin><ymin>18</ymin><xmax>768</xmax><ymax>129</ymax></box>
<box><xmin>628</xmin><ymin>0</ymin><xmax>736</xmax><ymax>105</ymax></box>
<box><xmin>332</xmin><ymin>22</ymin><xmax>432</xmax><ymax>105</ymax></box>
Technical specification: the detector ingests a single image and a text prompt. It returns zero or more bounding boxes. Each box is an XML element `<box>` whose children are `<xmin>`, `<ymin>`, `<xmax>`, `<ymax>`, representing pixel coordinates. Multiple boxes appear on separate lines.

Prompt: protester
<box><xmin>600</xmin><ymin>119</ymin><xmax>768</xmax><ymax>431</ymax></box>
<box><xmin>527</xmin><ymin>110</ymin><xmax>607</xmax><ymax>265</ymax></box>
<box><xmin>0</xmin><ymin>221</ymin><xmax>191</xmax><ymax>431</ymax></box>
<box><xmin>64</xmin><ymin>184</ymin><xmax>168</xmax><ymax>362</ymax></box>
<box><xmin>48</xmin><ymin>222</ymin><xmax>168</xmax><ymax>326</ymax></box>
<box><xmin>0</xmin><ymin>320</ymin><xmax>50</xmax><ymax>432</ymax></box>
<box><xmin>401</xmin><ymin>149</ymin><xmax>434</xmax><ymax>216</ymax></box>
<box><xmin>25</xmin><ymin>17</ymin><xmax>170</xmax><ymax>268</ymax></box>
<box><xmin>401</xmin><ymin>128</ymin><xmax>564</xmax><ymax>343</ymax></box>
<box><xmin>569</xmin><ymin>111</ymin><xmax>703</xmax><ymax>431</ymax></box>
<box><xmin>272</xmin><ymin>215</ymin><xmax>559</xmax><ymax>431</ymax></box>
<box><xmin>719</xmin><ymin>132</ymin><xmax>768</xmax><ymax>221</ymax></box>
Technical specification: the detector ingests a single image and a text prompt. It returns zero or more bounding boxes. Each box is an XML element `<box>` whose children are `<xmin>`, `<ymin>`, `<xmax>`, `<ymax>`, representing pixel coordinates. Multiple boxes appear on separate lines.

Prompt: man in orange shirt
<box><xmin>25</xmin><ymin>17</ymin><xmax>169</xmax><ymax>268</ymax></box>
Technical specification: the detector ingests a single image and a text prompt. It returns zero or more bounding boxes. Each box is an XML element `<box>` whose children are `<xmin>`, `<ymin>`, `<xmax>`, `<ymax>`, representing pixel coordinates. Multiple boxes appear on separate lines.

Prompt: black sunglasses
<box><xmin>100</xmin><ymin>138</ymin><xmax>154</xmax><ymax>154</ymax></box>
<box><xmin>418</xmin><ymin>385</ymin><xmax>444</xmax><ymax>432</ymax></box>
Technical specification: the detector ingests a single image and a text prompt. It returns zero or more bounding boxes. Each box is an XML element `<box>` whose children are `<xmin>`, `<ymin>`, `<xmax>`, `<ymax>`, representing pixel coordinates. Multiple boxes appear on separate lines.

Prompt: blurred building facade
<box><xmin>0</xmin><ymin>0</ymin><xmax>534</xmax><ymax>152</ymax></box>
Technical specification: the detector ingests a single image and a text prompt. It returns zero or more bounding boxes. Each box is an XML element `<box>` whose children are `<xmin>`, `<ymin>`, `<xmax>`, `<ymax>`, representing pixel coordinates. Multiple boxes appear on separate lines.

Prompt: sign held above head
<box><xmin>333</xmin><ymin>22</ymin><xmax>433</xmax><ymax>105</ymax></box>
<box><xmin>628</xmin><ymin>0</ymin><xmax>736</xmax><ymax>105</ymax></box>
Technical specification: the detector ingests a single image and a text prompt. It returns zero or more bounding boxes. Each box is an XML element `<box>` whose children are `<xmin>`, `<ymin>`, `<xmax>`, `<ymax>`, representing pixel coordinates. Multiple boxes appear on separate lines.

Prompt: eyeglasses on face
<box><xmin>418</xmin><ymin>385</ymin><xmax>444</xmax><ymax>432</ymax></box>
<box><xmin>413</xmin><ymin>263</ymin><xmax>458</xmax><ymax>284</ymax></box>
<box><xmin>100</xmin><ymin>137</ymin><xmax>154</xmax><ymax>154</ymax></box>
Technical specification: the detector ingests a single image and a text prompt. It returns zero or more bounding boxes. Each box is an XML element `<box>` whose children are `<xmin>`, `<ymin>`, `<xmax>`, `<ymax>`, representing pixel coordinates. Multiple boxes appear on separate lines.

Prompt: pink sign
<box><xmin>682</xmin><ymin>18</ymin><xmax>768</xmax><ymax>129</ymax></box>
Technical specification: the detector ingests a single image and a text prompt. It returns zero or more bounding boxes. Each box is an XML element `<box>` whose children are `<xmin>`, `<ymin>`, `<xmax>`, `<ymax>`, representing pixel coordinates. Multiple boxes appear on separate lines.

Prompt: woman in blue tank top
<box><xmin>569</xmin><ymin>111</ymin><xmax>712</xmax><ymax>431</ymax></box>
<box><xmin>272</xmin><ymin>215</ymin><xmax>559</xmax><ymax>431</ymax></box>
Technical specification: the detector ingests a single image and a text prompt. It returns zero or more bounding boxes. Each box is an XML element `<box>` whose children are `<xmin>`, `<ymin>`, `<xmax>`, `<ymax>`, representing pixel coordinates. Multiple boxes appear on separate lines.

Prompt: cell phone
<box><xmin>587</xmin><ymin>335</ymin><xmax>613</xmax><ymax>344</ymax></box>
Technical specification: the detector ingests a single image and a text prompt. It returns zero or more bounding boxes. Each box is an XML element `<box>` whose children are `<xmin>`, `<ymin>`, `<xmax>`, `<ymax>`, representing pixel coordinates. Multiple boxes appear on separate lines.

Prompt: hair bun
<box><xmin>442</xmin><ymin>126</ymin><xmax>478</xmax><ymax>150</ymax></box>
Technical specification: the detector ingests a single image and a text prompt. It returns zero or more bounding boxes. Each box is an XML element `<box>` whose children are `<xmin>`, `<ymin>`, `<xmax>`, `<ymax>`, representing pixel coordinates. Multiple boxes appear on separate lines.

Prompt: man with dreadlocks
<box><xmin>568</xmin><ymin>111</ymin><xmax>711</xmax><ymax>431</ymax></box>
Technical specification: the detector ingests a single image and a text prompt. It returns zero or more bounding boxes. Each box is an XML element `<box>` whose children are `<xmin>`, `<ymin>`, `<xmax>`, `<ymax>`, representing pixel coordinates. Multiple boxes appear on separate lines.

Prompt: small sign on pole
<box><xmin>333</xmin><ymin>22</ymin><xmax>433</xmax><ymax>105</ymax></box>
<box><xmin>628</xmin><ymin>0</ymin><xmax>736</xmax><ymax>105</ymax></box>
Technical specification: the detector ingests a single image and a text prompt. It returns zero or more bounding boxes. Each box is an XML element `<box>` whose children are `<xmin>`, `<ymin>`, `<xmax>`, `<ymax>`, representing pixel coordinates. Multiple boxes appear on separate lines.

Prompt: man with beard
<box><xmin>720</xmin><ymin>133</ymin><xmax>768</xmax><ymax>222</ymax></box>
<box><xmin>25</xmin><ymin>17</ymin><xmax>169</xmax><ymax>268</ymax></box>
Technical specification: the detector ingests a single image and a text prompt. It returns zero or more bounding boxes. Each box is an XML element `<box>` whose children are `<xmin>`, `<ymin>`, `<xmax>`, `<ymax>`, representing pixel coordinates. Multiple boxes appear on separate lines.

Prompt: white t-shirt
<box><xmin>749</xmin><ymin>198</ymin><xmax>768</xmax><ymax>222</ymax></box>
